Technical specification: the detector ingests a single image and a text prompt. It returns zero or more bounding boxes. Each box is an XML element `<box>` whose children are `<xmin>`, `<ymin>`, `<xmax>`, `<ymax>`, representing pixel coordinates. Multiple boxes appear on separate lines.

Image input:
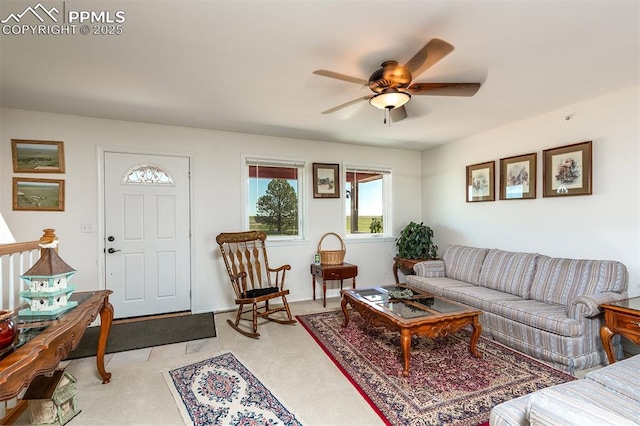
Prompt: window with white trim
<box><xmin>345</xmin><ymin>165</ymin><xmax>392</xmax><ymax>237</ymax></box>
<box><xmin>245</xmin><ymin>158</ymin><xmax>305</xmax><ymax>239</ymax></box>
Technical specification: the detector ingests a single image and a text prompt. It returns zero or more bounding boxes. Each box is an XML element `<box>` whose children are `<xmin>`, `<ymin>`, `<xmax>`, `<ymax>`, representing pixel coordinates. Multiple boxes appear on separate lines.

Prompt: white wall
<box><xmin>0</xmin><ymin>108</ymin><xmax>422</xmax><ymax>313</ymax></box>
<box><xmin>422</xmin><ymin>85</ymin><xmax>640</xmax><ymax>296</ymax></box>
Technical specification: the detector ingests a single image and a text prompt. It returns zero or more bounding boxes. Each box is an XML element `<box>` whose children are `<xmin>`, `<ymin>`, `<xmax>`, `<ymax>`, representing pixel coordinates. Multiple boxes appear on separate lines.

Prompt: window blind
<box><xmin>345</xmin><ymin>165</ymin><xmax>391</xmax><ymax>175</ymax></box>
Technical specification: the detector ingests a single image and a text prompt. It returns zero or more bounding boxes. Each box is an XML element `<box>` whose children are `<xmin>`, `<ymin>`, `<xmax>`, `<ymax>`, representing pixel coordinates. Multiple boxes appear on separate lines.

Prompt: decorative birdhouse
<box><xmin>23</xmin><ymin>369</ymin><xmax>80</xmax><ymax>425</ymax></box>
<box><xmin>19</xmin><ymin>241</ymin><xmax>77</xmax><ymax>318</ymax></box>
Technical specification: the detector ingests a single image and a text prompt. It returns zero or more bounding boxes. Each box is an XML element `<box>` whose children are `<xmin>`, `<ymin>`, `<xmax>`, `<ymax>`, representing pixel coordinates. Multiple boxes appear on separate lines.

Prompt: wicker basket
<box><xmin>317</xmin><ymin>232</ymin><xmax>346</xmax><ymax>265</ymax></box>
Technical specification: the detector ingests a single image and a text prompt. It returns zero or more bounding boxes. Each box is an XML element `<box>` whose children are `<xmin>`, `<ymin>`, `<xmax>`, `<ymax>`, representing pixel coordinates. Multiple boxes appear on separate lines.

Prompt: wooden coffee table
<box><xmin>341</xmin><ymin>284</ymin><xmax>482</xmax><ymax>377</ymax></box>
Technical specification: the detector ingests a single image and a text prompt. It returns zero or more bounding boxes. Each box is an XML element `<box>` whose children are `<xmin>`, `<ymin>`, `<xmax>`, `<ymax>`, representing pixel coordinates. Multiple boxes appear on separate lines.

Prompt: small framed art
<box><xmin>466</xmin><ymin>161</ymin><xmax>495</xmax><ymax>202</ymax></box>
<box><xmin>11</xmin><ymin>140</ymin><xmax>65</xmax><ymax>173</ymax></box>
<box><xmin>13</xmin><ymin>178</ymin><xmax>65</xmax><ymax>211</ymax></box>
<box><xmin>313</xmin><ymin>163</ymin><xmax>340</xmax><ymax>198</ymax></box>
<box><xmin>543</xmin><ymin>141</ymin><xmax>592</xmax><ymax>197</ymax></box>
<box><xmin>499</xmin><ymin>153</ymin><xmax>537</xmax><ymax>200</ymax></box>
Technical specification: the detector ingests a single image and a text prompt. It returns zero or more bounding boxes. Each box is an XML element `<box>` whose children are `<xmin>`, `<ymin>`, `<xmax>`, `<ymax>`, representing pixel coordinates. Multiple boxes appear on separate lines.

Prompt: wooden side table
<box><xmin>600</xmin><ymin>296</ymin><xmax>640</xmax><ymax>364</ymax></box>
<box><xmin>310</xmin><ymin>263</ymin><xmax>357</xmax><ymax>307</ymax></box>
<box><xmin>393</xmin><ymin>257</ymin><xmax>422</xmax><ymax>284</ymax></box>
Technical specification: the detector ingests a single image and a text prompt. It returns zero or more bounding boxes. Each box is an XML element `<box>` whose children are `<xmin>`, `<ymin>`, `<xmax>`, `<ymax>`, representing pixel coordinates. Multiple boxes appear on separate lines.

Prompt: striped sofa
<box><xmin>406</xmin><ymin>245</ymin><xmax>628</xmax><ymax>374</ymax></box>
<box><xmin>490</xmin><ymin>354</ymin><xmax>640</xmax><ymax>425</ymax></box>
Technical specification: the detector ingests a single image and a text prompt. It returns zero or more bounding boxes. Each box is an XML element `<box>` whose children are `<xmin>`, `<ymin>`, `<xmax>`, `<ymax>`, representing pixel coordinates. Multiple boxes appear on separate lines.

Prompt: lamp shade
<box><xmin>369</xmin><ymin>88</ymin><xmax>411</xmax><ymax>110</ymax></box>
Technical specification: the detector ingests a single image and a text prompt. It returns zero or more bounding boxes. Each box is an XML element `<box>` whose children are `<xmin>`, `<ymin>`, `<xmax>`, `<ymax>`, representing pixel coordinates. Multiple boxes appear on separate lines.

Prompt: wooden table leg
<box><xmin>312</xmin><ymin>276</ymin><xmax>316</xmax><ymax>301</ymax></box>
<box><xmin>393</xmin><ymin>261</ymin><xmax>400</xmax><ymax>284</ymax></box>
<box><xmin>469</xmin><ymin>316</ymin><xmax>482</xmax><ymax>358</ymax></box>
<box><xmin>401</xmin><ymin>328</ymin><xmax>411</xmax><ymax>377</ymax></box>
<box><xmin>600</xmin><ymin>325</ymin><xmax>616</xmax><ymax>364</ymax></box>
<box><xmin>322</xmin><ymin>278</ymin><xmax>327</xmax><ymax>307</ymax></box>
<box><xmin>353</xmin><ymin>276</ymin><xmax>356</xmax><ymax>289</ymax></box>
<box><xmin>341</xmin><ymin>297</ymin><xmax>350</xmax><ymax>327</ymax></box>
<box><xmin>97</xmin><ymin>298</ymin><xmax>114</xmax><ymax>384</ymax></box>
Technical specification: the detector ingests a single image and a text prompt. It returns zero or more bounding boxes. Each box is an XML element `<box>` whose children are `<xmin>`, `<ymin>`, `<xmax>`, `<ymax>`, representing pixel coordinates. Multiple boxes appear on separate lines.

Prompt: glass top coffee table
<box><xmin>341</xmin><ymin>284</ymin><xmax>483</xmax><ymax>377</ymax></box>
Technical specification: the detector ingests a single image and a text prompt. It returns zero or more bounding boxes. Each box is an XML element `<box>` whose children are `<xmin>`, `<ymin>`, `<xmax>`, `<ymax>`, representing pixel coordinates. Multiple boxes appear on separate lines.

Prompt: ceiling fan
<box><xmin>313</xmin><ymin>38</ymin><xmax>481</xmax><ymax>124</ymax></box>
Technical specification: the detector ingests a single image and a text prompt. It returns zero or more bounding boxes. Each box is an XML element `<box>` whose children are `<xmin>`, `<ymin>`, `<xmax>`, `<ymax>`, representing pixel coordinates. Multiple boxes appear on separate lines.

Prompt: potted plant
<box><xmin>393</xmin><ymin>222</ymin><xmax>438</xmax><ymax>282</ymax></box>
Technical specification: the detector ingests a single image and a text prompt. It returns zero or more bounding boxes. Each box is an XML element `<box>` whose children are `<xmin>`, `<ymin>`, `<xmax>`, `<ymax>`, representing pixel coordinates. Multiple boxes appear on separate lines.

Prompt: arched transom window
<box><xmin>122</xmin><ymin>164</ymin><xmax>174</xmax><ymax>185</ymax></box>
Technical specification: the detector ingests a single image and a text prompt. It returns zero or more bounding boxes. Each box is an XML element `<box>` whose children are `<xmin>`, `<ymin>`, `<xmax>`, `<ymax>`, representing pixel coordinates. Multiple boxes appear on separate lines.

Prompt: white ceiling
<box><xmin>1</xmin><ymin>0</ymin><xmax>638</xmax><ymax>151</ymax></box>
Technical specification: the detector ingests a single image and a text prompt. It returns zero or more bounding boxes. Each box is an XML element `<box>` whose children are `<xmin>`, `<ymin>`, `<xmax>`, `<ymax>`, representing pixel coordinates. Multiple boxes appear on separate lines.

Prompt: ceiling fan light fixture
<box><xmin>369</xmin><ymin>88</ymin><xmax>411</xmax><ymax>110</ymax></box>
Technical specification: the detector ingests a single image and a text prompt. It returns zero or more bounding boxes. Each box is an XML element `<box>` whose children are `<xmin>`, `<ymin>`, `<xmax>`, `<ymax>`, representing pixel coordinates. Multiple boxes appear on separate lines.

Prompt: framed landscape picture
<box><xmin>13</xmin><ymin>178</ymin><xmax>65</xmax><ymax>211</ymax></box>
<box><xmin>499</xmin><ymin>153</ymin><xmax>537</xmax><ymax>200</ymax></box>
<box><xmin>466</xmin><ymin>161</ymin><xmax>495</xmax><ymax>202</ymax></box>
<box><xmin>313</xmin><ymin>163</ymin><xmax>340</xmax><ymax>198</ymax></box>
<box><xmin>543</xmin><ymin>141</ymin><xmax>592</xmax><ymax>197</ymax></box>
<box><xmin>11</xmin><ymin>139</ymin><xmax>65</xmax><ymax>173</ymax></box>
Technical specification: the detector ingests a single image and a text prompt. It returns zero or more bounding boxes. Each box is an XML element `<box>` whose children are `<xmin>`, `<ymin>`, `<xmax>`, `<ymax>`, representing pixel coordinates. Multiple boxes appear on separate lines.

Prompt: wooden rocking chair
<box><xmin>216</xmin><ymin>231</ymin><xmax>296</xmax><ymax>338</ymax></box>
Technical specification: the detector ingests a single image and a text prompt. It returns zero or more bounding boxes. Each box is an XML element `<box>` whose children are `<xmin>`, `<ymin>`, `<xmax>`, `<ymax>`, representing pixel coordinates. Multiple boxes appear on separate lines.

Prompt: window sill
<box><xmin>344</xmin><ymin>235</ymin><xmax>395</xmax><ymax>244</ymax></box>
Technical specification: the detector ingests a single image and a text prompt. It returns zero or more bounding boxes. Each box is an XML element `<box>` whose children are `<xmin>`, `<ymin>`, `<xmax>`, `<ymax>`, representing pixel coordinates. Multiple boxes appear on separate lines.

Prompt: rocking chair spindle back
<box><xmin>216</xmin><ymin>231</ymin><xmax>296</xmax><ymax>338</ymax></box>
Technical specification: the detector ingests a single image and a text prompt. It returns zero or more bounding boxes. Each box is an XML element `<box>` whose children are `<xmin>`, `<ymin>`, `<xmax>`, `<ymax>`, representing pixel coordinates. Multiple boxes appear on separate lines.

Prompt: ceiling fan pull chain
<box><xmin>384</xmin><ymin>108</ymin><xmax>390</xmax><ymax>126</ymax></box>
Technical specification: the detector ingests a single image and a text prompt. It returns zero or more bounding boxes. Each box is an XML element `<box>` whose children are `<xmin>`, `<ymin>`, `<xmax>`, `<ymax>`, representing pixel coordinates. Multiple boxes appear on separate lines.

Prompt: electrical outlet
<box><xmin>81</xmin><ymin>223</ymin><xmax>93</xmax><ymax>233</ymax></box>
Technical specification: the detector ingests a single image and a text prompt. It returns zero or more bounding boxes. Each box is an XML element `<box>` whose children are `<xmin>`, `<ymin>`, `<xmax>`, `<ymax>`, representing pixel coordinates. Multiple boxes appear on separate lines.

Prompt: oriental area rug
<box><xmin>298</xmin><ymin>310</ymin><xmax>575</xmax><ymax>426</ymax></box>
<box><xmin>164</xmin><ymin>352</ymin><xmax>302</xmax><ymax>426</ymax></box>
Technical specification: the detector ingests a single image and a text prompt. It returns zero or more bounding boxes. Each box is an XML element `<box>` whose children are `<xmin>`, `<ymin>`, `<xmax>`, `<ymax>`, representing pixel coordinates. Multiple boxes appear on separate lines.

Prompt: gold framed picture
<box><xmin>543</xmin><ymin>141</ymin><xmax>592</xmax><ymax>197</ymax></box>
<box><xmin>12</xmin><ymin>140</ymin><xmax>65</xmax><ymax>173</ymax></box>
<box><xmin>313</xmin><ymin>163</ymin><xmax>340</xmax><ymax>198</ymax></box>
<box><xmin>466</xmin><ymin>161</ymin><xmax>495</xmax><ymax>202</ymax></box>
<box><xmin>13</xmin><ymin>178</ymin><xmax>65</xmax><ymax>211</ymax></box>
<box><xmin>500</xmin><ymin>153</ymin><xmax>537</xmax><ymax>200</ymax></box>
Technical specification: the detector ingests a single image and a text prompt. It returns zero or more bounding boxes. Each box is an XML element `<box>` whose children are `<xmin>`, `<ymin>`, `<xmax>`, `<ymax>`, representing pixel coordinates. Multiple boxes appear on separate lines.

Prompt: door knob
<box><xmin>107</xmin><ymin>248</ymin><xmax>121</xmax><ymax>254</ymax></box>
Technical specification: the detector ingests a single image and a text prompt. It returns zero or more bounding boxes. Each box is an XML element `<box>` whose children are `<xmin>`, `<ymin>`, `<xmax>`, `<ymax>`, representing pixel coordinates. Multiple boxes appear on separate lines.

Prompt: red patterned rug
<box><xmin>297</xmin><ymin>310</ymin><xmax>575</xmax><ymax>426</ymax></box>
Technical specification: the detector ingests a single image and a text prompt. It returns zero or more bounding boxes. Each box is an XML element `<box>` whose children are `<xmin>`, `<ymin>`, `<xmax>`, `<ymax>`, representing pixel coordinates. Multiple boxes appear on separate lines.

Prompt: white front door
<box><xmin>104</xmin><ymin>152</ymin><xmax>191</xmax><ymax>319</ymax></box>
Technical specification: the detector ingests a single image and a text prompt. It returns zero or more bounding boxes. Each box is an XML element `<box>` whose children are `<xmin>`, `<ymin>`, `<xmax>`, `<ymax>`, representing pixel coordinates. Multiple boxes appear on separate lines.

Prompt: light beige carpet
<box><xmin>13</xmin><ymin>298</ymin><xmax>383</xmax><ymax>425</ymax></box>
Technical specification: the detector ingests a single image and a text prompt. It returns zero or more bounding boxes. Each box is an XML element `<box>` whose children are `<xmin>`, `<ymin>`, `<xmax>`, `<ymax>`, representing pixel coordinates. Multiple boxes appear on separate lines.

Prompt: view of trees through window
<box><xmin>248</xmin><ymin>164</ymin><xmax>300</xmax><ymax>236</ymax></box>
<box><xmin>246</xmin><ymin>160</ymin><xmax>388</xmax><ymax>238</ymax></box>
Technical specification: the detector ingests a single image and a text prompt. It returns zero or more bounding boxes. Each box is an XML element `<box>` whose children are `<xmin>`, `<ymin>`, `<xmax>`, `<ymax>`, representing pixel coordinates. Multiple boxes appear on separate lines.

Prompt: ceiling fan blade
<box><xmin>390</xmin><ymin>106</ymin><xmax>408</xmax><ymax>122</ymax></box>
<box><xmin>321</xmin><ymin>96</ymin><xmax>370</xmax><ymax>114</ymax></box>
<box><xmin>403</xmin><ymin>38</ymin><xmax>455</xmax><ymax>79</ymax></box>
<box><xmin>408</xmin><ymin>83</ymin><xmax>481</xmax><ymax>96</ymax></box>
<box><xmin>313</xmin><ymin>70</ymin><xmax>368</xmax><ymax>86</ymax></box>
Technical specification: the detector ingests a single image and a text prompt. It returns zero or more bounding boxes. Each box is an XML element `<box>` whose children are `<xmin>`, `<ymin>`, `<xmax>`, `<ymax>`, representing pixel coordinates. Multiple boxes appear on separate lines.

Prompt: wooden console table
<box><xmin>600</xmin><ymin>296</ymin><xmax>640</xmax><ymax>364</ymax></box>
<box><xmin>311</xmin><ymin>263</ymin><xmax>357</xmax><ymax>307</ymax></box>
<box><xmin>0</xmin><ymin>290</ymin><xmax>113</xmax><ymax>422</ymax></box>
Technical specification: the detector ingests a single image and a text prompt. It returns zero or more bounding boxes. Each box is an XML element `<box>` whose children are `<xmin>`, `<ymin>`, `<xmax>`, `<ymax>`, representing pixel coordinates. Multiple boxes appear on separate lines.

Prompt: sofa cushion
<box><xmin>405</xmin><ymin>275</ymin><xmax>470</xmax><ymax>298</ymax></box>
<box><xmin>585</xmin><ymin>354</ymin><xmax>640</xmax><ymax>403</ymax></box>
<box><xmin>491</xmin><ymin>356</ymin><xmax>640</xmax><ymax>426</ymax></box>
<box><xmin>526</xmin><ymin>380</ymin><xmax>640</xmax><ymax>425</ymax></box>
<box><xmin>530</xmin><ymin>256</ymin><xmax>627</xmax><ymax>306</ymax></box>
<box><xmin>478</xmin><ymin>249</ymin><xmax>539</xmax><ymax>298</ymax></box>
<box><xmin>442</xmin><ymin>245</ymin><xmax>489</xmax><ymax>285</ymax></box>
<box><xmin>490</xmin><ymin>299</ymin><xmax>581</xmax><ymax>337</ymax></box>
<box><xmin>441</xmin><ymin>284</ymin><xmax>522</xmax><ymax>312</ymax></box>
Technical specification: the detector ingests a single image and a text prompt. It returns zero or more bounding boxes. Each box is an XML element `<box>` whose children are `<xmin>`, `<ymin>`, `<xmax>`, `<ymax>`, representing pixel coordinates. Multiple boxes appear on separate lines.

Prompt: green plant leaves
<box><xmin>395</xmin><ymin>221</ymin><xmax>438</xmax><ymax>260</ymax></box>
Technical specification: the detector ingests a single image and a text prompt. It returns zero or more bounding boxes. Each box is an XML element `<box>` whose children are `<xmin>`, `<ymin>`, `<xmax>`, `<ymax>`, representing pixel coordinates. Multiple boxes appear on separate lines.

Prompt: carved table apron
<box><xmin>0</xmin><ymin>290</ymin><xmax>113</xmax><ymax>402</ymax></box>
<box><xmin>341</xmin><ymin>285</ymin><xmax>482</xmax><ymax>377</ymax></box>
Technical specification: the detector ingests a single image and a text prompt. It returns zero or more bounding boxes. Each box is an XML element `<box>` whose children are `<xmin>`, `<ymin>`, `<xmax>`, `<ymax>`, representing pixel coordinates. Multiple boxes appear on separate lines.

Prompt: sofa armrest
<box><xmin>413</xmin><ymin>260</ymin><xmax>445</xmax><ymax>278</ymax></box>
<box><xmin>527</xmin><ymin>386</ymin><xmax>637</xmax><ymax>426</ymax></box>
<box><xmin>568</xmin><ymin>291</ymin><xmax>628</xmax><ymax>319</ymax></box>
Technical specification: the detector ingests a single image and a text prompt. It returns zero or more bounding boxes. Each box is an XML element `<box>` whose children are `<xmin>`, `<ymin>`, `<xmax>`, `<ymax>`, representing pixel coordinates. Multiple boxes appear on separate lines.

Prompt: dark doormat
<box><xmin>65</xmin><ymin>312</ymin><xmax>216</xmax><ymax>360</ymax></box>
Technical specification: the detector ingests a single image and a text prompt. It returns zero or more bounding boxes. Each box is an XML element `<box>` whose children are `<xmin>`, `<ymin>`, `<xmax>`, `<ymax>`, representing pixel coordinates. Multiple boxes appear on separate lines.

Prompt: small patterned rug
<box><xmin>164</xmin><ymin>352</ymin><xmax>302</xmax><ymax>426</ymax></box>
<box><xmin>298</xmin><ymin>310</ymin><xmax>575</xmax><ymax>426</ymax></box>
